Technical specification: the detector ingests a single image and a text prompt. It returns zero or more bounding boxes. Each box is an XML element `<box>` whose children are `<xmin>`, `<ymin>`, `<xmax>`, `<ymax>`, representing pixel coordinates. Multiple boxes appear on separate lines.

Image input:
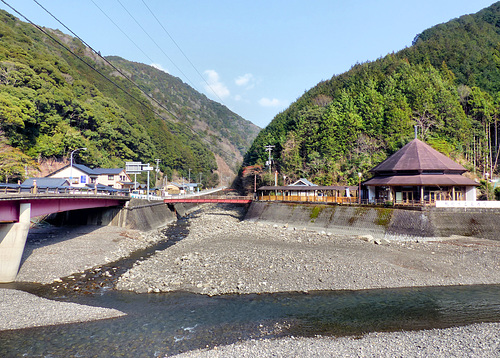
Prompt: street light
<box><xmin>69</xmin><ymin>147</ymin><xmax>87</xmax><ymax>185</ymax></box>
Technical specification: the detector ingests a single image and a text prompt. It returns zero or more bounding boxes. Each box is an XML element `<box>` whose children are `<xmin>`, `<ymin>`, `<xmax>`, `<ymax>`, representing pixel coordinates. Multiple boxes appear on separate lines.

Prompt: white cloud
<box><xmin>204</xmin><ymin>69</ymin><xmax>230</xmax><ymax>99</ymax></box>
<box><xmin>234</xmin><ymin>94</ymin><xmax>242</xmax><ymax>101</ymax></box>
<box><xmin>258</xmin><ymin>97</ymin><xmax>282</xmax><ymax>107</ymax></box>
<box><xmin>235</xmin><ymin>73</ymin><xmax>254</xmax><ymax>87</ymax></box>
<box><xmin>150</xmin><ymin>63</ymin><xmax>169</xmax><ymax>73</ymax></box>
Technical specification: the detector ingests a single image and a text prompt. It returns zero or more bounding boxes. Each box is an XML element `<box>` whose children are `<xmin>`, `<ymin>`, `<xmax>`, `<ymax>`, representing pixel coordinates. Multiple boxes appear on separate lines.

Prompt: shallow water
<box><xmin>0</xmin><ymin>285</ymin><xmax>499</xmax><ymax>357</ymax></box>
<box><xmin>1</xmin><ymin>212</ymin><xmax>499</xmax><ymax>357</ymax></box>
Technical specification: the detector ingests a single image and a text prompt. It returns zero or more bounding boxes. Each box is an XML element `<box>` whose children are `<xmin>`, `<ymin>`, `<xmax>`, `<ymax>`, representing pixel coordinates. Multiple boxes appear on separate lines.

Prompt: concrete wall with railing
<box><xmin>246</xmin><ymin>201</ymin><xmax>500</xmax><ymax>241</ymax></box>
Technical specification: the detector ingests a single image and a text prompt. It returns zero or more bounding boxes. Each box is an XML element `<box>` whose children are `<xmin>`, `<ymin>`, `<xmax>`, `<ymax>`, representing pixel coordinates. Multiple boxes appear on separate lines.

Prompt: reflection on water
<box><xmin>0</xmin><ymin>284</ymin><xmax>499</xmax><ymax>357</ymax></box>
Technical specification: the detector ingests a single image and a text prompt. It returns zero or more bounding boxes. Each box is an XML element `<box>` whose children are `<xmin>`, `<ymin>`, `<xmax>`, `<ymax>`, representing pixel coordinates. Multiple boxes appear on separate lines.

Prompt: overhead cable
<box><xmin>140</xmin><ymin>0</ymin><xmax>227</xmax><ymax>105</ymax></box>
<box><xmin>1</xmin><ymin>0</ymin><xmax>162</xmax><ymax>118</ymax></box>
<box><xmin>4</xmin><ymin>0</ymin><xmax>238</xmax><ymax>160</ymax></box>
<box><xmin>115</xmin><ymin>0</ymin><xmax>199</xmax><ymax>92</ymax></box>
<box><xmin>89</xmin><ymin>0</ymin><xmax>157</xmax><ymax>66</ymax></box>
<box><xmin>31</xmin><ymin>0</ymin><xmax>178</xmax><ymax>122</ymax></box>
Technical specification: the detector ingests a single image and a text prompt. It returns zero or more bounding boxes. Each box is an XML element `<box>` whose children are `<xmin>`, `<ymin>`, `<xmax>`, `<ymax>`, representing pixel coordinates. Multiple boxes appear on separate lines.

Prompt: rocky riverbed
<box><xmin>1</xmin><ymin>224</ymin><xmax>167</xmax><ymax>331</ymax></box>
<box><xmin>1</xmin><ymin>203</ymin><xmax>499</xmax><ymax>357</ymax></box>
<box><xmin>171</xmin><ymin>322</ymin><xmax>500</xmax><ymax>358</ymax></box>
<box><xmin>117</xmin><ymin>204</ymin><xmax>500</xmax><ymax>296</ymax></box>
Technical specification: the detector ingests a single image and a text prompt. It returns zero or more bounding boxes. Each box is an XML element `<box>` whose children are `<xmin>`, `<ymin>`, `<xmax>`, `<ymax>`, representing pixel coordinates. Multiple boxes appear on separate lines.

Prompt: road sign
<box><xmin>126</xmin><ymin>161</ymin><xmax>142</xmax><ymax>174</ymax></box>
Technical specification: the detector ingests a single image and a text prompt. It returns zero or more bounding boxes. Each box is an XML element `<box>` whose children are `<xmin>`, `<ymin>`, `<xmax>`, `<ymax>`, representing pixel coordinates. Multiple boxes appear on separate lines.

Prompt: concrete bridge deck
<box><xmin>0</xmin><ymin>194</ymin><xmax>128</xmax><ymax>223</ymax></box>
<box><xmin>0</xmin><ymin>193</ymin><xmax>129</xmax><ymax>283</ymax></box>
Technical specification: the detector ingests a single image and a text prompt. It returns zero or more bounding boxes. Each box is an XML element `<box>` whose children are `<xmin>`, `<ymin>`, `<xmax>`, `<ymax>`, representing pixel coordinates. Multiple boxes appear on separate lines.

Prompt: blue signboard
<box><xmin>80</xmin><ymin>175</ymin><xmax>86</xmax><ymax>184</ymax></box>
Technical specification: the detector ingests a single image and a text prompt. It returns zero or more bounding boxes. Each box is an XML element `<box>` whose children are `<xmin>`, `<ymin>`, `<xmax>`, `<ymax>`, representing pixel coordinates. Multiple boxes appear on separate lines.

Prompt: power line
<box><xmin>3</xmin><ymin>0</ymin><xmax>240</xmax><ymax>161</ymax></box>
<box><xmin>89</xmin><ymin>0</ymin><xmax>157</xmax><ymax>66</ymax></box>
<box><xmin>140</xmin><ymin>0</ymin><xmax>227</xmax><ymax>105</ymax></box>
<box><xmin>2</xmin><ymin>0</ymin><xmax>160</xmax><ymax>119</ymax></box>
<box><xmin>115</xmin><ymin>0</ymin><xmax>199</xmax><ymax>92</ymax></box>
<box><xmin>31</xmin><ymin>0</ymin><xmax>178</xmax><ymax>123</ymax></box>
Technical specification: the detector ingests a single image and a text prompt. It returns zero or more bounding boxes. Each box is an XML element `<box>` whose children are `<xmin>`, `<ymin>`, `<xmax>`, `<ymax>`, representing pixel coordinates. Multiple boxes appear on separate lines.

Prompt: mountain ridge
<box><xmin>0</xmin><ymin>9</ymin><xmax>259</xmax><ymax>186</ymax></box>
<box><xmin>241</xmin><ymin>1</ymin><xmax>500</xmax><ymax>195</ymax></box>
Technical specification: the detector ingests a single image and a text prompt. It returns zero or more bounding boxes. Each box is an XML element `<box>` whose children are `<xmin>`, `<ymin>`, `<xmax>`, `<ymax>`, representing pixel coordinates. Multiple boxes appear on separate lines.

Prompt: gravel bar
<box><xmin>172</xmin><ymin>322</ymin><xmax>500</xmax><ymax>358</ymax></box>
<box><xmin>117</xmin><ymin>204</ymin><xmax>500</xmax><ymax>295</ymax></box>
<box><xmin>115</xmin><ymin>204</ymin><xmax>500</xmax><ymax>357</ymax></box>
<box><xmin>1</xmin><ymin>224</ymin><xmax>167</xmax><ymax>331</ymax></box>
<box><xmin>2</xmin><ymin>203</ymin><xmax>499</xmax><ymax>357</ymax></box>
<box><xmin>0</xmin><ymin>288</ymin><xmax>125</xmax><ymax>331</ymax></box>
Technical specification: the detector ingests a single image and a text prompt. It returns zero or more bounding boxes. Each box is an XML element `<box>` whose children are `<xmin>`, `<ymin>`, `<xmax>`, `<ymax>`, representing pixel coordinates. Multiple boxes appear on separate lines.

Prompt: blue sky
<box><xmin>0</xmin><ymin>1</ymin><xmax>496</xmax><ymax>128</ymax></box>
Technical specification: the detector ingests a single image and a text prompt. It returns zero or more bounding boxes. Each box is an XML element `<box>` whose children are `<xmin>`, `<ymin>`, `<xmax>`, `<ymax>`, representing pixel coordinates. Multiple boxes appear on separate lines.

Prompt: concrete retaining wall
<box><xmin>246</xmin><ymin>202</ymin><xmax>500</xmax><ymax>241</ymax></box>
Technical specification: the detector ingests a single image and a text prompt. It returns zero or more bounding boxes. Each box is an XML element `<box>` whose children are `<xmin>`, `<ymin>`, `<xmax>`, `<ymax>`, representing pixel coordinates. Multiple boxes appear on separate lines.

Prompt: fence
<box><xmin>0</xmin><ymin>183</ymin><xmax>129</xmax><ymax>197</ymax></box>
<box><xmin>258</xmin><ymin>194</ymin><xmax>358</xmax><ymax>204</ymax></box>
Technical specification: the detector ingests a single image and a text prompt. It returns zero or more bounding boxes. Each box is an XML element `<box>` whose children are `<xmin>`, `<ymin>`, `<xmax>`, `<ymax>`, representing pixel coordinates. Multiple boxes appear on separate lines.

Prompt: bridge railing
<box><xmin>0</xmin><ymin>183</ymin><xmax>130</xmax><ymax>197</ymax></box>
<box><xmin>163</xmin><ymin>195</ymin><xmax>253</xmax><ymax>203</ymax></box>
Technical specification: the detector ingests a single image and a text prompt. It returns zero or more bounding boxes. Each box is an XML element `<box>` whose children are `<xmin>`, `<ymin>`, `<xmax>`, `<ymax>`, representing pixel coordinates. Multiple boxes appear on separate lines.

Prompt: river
<box><xmin>0</xmin><ymin>215</ymin><xmax>499</xmax><ymax>357</ymax></box>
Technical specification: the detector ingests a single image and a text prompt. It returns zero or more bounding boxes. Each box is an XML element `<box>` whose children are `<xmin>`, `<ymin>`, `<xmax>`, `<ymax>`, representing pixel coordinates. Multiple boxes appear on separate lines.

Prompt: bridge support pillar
<box><xmin>0</xmin><ymin>203</ymin><xmax>30</xmax><ymax>283</ymax></box>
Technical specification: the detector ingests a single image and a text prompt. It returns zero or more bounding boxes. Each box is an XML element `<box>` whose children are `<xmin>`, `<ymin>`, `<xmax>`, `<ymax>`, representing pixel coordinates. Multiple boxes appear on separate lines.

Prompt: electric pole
<box><xmin>265</xmin><ymin>145</ymin><xmax>275</xmax><ymax>174</ymax></box>
<box><xmin>155</xmin><ymin>159</ymin><xmax>161</xmax><ymax>187</ymax></box>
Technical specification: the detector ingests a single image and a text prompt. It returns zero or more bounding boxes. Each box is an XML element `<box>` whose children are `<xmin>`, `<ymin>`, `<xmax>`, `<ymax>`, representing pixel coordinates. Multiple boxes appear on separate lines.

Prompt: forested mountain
<box><xmin>106</xmin><ymin>57</ymin><xmax>259</xmax><ymax>173</ymax></box>
<box><xmin>0</xmin><ymin>10</ymin><xmax>259</xmax><ymax>186</ymax></box>
<box><xmin>243</xmin><ymin>2</ymin><xmax>500</xmax><ymax>190</ymax></box>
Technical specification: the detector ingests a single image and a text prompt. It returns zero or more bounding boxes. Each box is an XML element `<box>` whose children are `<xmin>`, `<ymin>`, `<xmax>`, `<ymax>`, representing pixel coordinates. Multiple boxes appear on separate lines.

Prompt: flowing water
<box><xmin>1</xmin><ymin>214</ymin><xmax>499</xmax><ymax>357</ymax></box>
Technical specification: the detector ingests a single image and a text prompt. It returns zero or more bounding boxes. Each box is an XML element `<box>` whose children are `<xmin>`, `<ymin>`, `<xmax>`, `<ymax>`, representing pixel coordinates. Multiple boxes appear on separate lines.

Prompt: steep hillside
<box><xmin>106</xmin><ymin>56</ymin><xmax>260</xmax><ymax>173</ymax></box>
<box><xmin>243</xmin><ymin>2</ymin><xmax>500</xmax><ymax>191</ymax></box>
<box><xmin>0</xmin><ymin>10</ymin><xmax>259</xmax><ymax>186</ymax></box>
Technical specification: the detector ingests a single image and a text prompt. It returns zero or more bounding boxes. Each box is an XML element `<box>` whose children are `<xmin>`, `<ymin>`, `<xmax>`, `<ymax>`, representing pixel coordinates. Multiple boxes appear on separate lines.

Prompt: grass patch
<box><xmin>375</xmin><ymin>208</ymin><xmax>393</xmax><ymax>227</ymax></box>
<box><xmin>310</xmin><ymin>206</ymin><xmax>324</xmax><ymax>222</ymax></box>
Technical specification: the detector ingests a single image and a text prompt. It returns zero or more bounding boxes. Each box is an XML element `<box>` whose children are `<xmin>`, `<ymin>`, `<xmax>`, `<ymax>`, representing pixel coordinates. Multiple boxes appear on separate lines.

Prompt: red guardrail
<box><xmin>163</xmin><ymin>196</ymin><xmax>252</xmax><ymax>204</ymax></box>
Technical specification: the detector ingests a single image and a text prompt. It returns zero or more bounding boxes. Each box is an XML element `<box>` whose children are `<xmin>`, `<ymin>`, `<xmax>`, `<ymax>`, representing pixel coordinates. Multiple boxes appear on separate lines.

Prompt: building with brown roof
<box><xmin>363</xmin><ymin>139</ymin><xmax>478</xmax><ymax>205</ymax></box>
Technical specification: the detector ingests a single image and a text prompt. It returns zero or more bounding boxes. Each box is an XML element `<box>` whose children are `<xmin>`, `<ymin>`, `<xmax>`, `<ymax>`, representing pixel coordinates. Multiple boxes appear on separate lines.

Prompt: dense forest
<box><xmin>0</xmin><ymin>10</ymin><xmax>259</xmax><ymax>186</ymax></box>
<box><xmin>243</xmin><ymin>2</ymin><xmax>500</xmax><ymax>190</ymax></box>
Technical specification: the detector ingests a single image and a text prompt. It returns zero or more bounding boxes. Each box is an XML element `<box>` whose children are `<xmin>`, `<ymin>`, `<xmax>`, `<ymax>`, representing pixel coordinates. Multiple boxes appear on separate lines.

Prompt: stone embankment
<box><xmin>116</xmin><ymin>204</ymin><xmax>500</xmax><ymax>296</ymax></box>
<box><xmin>247</xmin><ymin>201</ymin><xmax>500</xmax><ymax>241</ymax></box>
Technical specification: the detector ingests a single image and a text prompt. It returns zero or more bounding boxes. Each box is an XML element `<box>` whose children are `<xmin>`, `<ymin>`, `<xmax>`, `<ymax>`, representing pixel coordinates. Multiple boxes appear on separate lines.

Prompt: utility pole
<box><xmin>69</xmin><ymin>147</ymin><xmax>87</xmax><ymax>185</ymax></box>
<box><xmin>265</xmin><ymin>145</ymin><xmax>275</xmax><ymax>174</ymax></box>
<box><xmin>155</xmin><ymin>159</ymin><xmax>161</xmax><ymax>187</ymax></box>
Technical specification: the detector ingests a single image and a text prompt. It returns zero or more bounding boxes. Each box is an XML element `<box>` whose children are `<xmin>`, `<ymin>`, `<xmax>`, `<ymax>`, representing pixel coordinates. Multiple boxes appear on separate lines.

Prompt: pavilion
<box><xmin>363</xmin><ymin>139</ymin><xmax>478</xmax><ymax>205</ymax></box>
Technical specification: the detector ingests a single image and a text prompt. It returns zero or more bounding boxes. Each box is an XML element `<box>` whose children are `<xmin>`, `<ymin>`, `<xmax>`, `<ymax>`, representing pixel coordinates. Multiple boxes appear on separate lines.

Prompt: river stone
<box><xmin>358</xmin><ymin>234</ymin><xmax>374</xmax><ymax>243</ymax></box>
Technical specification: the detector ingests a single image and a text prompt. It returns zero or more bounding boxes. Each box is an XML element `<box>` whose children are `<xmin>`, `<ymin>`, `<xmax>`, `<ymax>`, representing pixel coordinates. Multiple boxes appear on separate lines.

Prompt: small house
<box><xmin>92</xmin><ymin>168</ymin><xmax>132</xmax><ymax>189</ymax></box>
<box><xmin>47</xmin><ymin>164</ymin><xmax>132</xmax><ymax>189</ymax></box>
<box><xmin>46</xmin><ymin>164</ymin><xmax>97</xmax><ymax>187</ymax></box>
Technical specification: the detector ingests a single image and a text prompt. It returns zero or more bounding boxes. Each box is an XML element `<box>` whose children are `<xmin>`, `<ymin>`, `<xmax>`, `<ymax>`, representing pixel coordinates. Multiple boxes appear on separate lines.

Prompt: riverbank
<box><xmin>171</xmin><ymin>322</ymin><xmax>500</xmax><ymax>357</ymax></box>
<box><xmin>117</xmin><ymin>204</ymin><xmax>500</xmax><ymax>295</ymax></box>
<box><xmin>0</xmin><ymin>223</ymin><xmax>169</xmax><ymax>331</ymax></box>
<box><xmin>1</xmin><ymin>203</ymin><xmax>499</xmax><ymax>357</ymax></box>
<box><xmin>0</xmin><ymin>288</ymin><xmax>125</xmax><ymax>330</ymax></box>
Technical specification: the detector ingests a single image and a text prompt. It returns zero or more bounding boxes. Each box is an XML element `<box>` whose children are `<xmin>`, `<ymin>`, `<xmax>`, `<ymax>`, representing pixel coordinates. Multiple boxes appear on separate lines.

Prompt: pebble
<box><xmin>116</xmin><ymin>204</ymin><xmax>500</xmax><ymax>296</ymax></box>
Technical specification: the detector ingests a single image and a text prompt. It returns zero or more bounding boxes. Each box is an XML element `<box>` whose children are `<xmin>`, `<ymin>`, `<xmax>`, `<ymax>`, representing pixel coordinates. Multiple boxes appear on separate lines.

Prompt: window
<box><xmin>108</xmin><ymin>175</ymin><xmax>114</xmax><ymax>181</ymax></box>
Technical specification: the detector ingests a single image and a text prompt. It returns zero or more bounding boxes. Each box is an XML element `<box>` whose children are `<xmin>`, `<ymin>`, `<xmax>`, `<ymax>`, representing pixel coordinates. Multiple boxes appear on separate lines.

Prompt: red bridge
<box><xmin>164</xmin><ymin>195</ymin><xmax>253</xmax><ymax>204</ymax></box>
